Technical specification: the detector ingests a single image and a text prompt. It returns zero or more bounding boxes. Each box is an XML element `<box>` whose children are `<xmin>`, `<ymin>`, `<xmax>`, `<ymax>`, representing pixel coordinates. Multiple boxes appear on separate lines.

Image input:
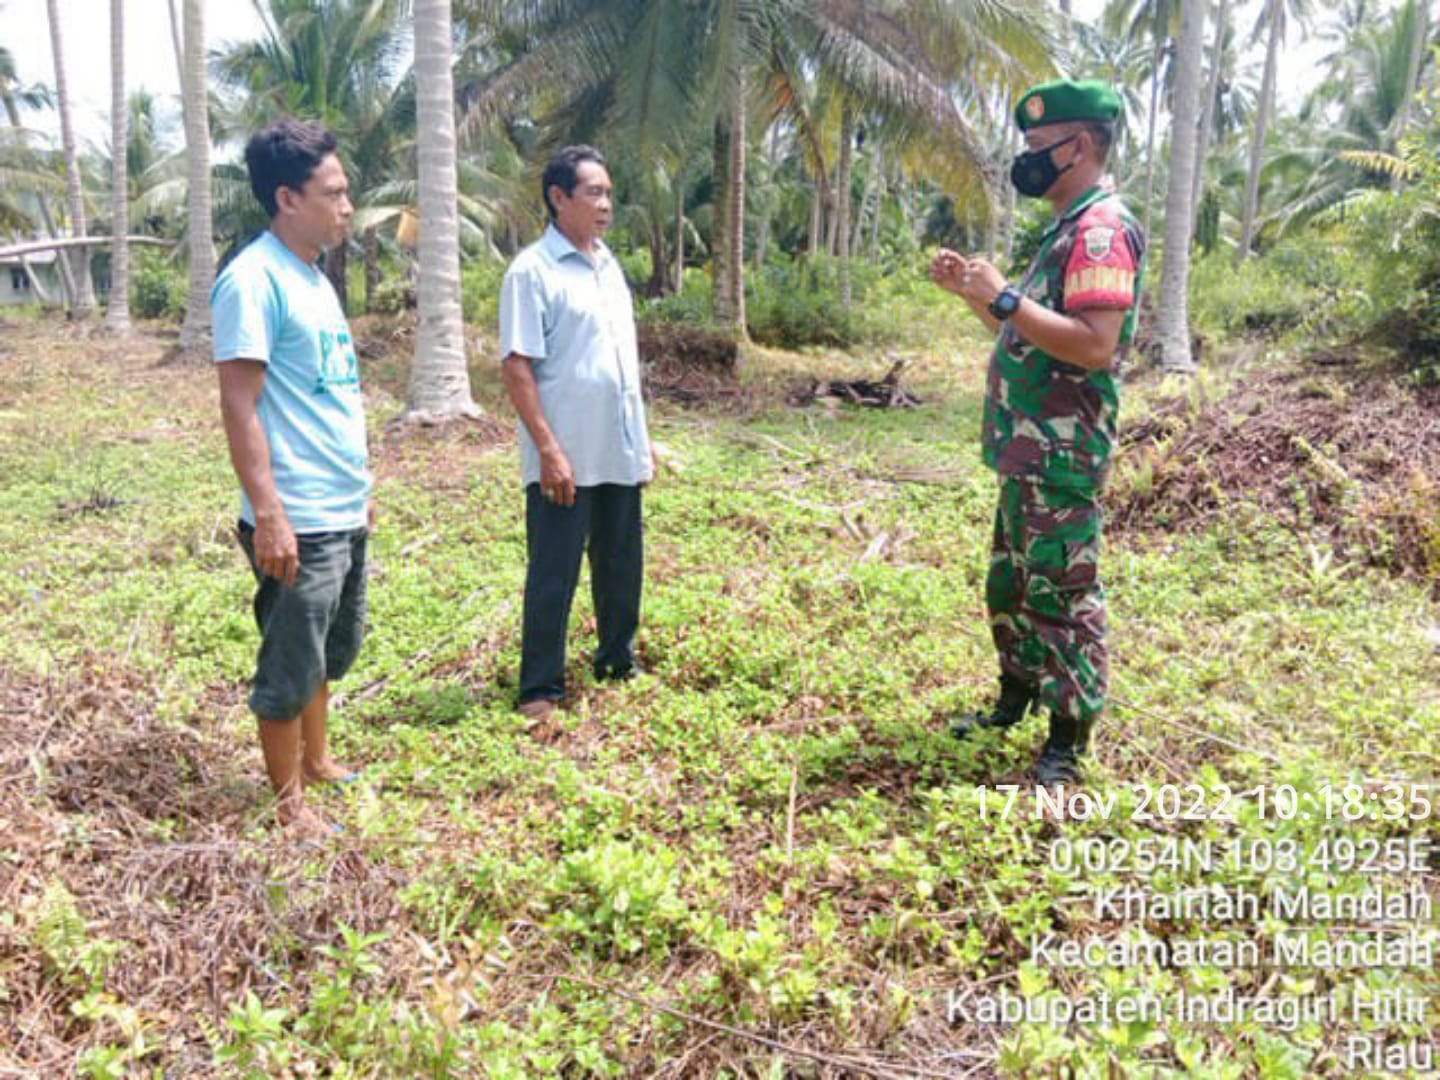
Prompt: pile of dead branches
<box><xmin>789</xmin><ymin>359</ymin><xmax>922</xmax><ymax>409</ymax></box>
<box><xmin>1112</xmin><ymin>363</ymin><xmax>1440</xmax><ymax>588</ymax></box>
<box><xmin>0</xmin><ymin>664</ymin><xmax>409</xmax><ymax>1074</ymax></box>
<box><xmin>640</xmin><ymin>322</ymin><xmax>755</xmax><ymax>411</ymax></box>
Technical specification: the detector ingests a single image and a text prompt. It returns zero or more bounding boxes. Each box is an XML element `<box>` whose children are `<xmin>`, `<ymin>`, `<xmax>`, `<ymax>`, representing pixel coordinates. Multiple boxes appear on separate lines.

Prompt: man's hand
<box><xmin>254</xmin><ymin>510</ymin><xmax>300</xmax><ymax>587</ymax></box>
<box><xmin>929</xmin><ymin>248</ymin><xmax>967</xmax><ymax>296</ymax></box>
<box><xmin>539</xmin><ymin>445</ymin><xmax>576</xmax><ymax>506</ymax></box>
<box><xmin>956</xmin><ymin>256</ymin><xmax>1007</xmax><ymax>310</ymax></box>
<box><xmin>367</xmin><ymin>499</ymin><xmax>376</xmax><ymax>533</ymax></box>
<box><xmin>647</xmin><ymin>439</ymin><xmax>677</xmax><ymax>485</ymax></box>
<box><xmin>501</xmin><ymin>353</ymin><xmax>578</xmax><ymax>507</ymax></box>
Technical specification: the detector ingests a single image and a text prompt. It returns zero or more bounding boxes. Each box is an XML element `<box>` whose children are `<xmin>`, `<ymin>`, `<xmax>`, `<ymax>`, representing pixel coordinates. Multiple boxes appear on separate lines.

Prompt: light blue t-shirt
<box><xmin>212</xmin><ymin>231</ymin><xmax>371</xmax><ymax>533</ymax></box>
<box><xmin>499</xmin><ymin>225</ymin><xmax>653</xmax><ymax>488</ymax></box>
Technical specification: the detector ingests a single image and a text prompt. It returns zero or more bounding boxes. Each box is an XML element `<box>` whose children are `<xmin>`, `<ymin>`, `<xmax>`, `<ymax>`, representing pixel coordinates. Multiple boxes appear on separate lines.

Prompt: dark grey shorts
<box><xmin>237</xmin><ymin>521</ymin><xmax>369</xmax><ymax>721</ymax></box>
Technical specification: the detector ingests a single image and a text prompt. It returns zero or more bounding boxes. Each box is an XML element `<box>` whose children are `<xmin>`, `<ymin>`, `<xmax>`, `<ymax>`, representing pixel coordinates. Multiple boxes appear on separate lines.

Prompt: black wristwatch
<box><xmin>988</xmin><ymin>285</ymin><xmax>1023</xmax><ymax>321</ymax></box>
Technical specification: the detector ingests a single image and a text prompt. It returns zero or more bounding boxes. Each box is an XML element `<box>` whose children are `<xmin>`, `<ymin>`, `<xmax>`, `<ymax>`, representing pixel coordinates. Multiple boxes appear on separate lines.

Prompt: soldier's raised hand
<box><xmin>958</xmin><ymin>256</ymin><xmax>1007</xmax><ymax>308</ymax></box>
<box><xmin>929</xmin><ymin>248</ymin><xmax>968</xmax><ymax>296</ymax></box>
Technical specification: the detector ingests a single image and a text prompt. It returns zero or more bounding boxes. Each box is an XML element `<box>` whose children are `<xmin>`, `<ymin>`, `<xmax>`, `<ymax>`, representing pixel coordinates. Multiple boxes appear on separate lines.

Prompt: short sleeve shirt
<box><xmin>499</xmin><ymin>225</ymin><xmax>653</xmax><ymax>488</ymax></box>
<box><xmin>211</xmin><ymin>231</ymin><xmax>371</xmax><ymax>532</ymax></box>
<box><xmin>982</xmin><ymin>186</ymin><xmax>1146</xmax><ymax>490</ymax></box>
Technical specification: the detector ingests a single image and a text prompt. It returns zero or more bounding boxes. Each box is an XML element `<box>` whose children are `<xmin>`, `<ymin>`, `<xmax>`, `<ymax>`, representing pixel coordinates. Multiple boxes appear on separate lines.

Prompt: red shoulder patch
<box><xmin>1063</xmin><ymin>201</ymin><xmax>1138</xmax><ymax>312</ymax></box>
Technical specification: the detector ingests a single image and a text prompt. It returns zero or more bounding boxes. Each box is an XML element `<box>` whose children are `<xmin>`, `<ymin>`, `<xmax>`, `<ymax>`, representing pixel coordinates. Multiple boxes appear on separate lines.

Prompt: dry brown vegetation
<box><xmin>1113</xmin><ymin>358</ymin><xmax>1440</xmax><ymax>591</ymax></box>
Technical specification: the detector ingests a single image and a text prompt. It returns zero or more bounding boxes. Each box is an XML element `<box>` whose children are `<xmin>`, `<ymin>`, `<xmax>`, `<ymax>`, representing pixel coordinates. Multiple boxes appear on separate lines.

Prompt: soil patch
<box><xmin>1113</xmin><ymin>361</ymin><xmax>1440</xmax><ymax>588</ymax></box>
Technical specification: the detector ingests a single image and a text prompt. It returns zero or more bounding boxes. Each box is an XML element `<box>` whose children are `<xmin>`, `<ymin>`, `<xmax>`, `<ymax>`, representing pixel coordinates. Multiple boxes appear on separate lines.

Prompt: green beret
<box><xmin>1015</xmin><ymin>79</ymin><xmax>1122</xmax><ymax>130</ymax></box>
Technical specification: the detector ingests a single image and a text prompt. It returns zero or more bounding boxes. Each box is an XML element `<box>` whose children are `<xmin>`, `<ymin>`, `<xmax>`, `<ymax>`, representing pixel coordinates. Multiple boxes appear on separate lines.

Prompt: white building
<box><xmin>0</xmin><ymin>248</ymin><xmax>61</xmax><ymax>306</ymax></box>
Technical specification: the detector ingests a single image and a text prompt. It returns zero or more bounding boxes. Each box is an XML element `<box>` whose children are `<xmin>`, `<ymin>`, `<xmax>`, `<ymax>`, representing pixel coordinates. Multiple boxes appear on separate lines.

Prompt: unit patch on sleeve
<box><xmin>1082</xmin><ymin>227</ymin><xmax>1116</xmax><ymax>259</ymax></box>
<box><xmin>1063</xmin><ymin>203</ymin><xmax>1139</xmax><ymax>312</ymax></box>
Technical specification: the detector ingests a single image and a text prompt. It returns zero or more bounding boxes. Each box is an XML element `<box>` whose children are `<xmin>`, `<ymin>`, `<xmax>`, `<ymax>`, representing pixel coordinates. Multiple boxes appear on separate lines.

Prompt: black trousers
<box><xmin>519</xmin><ymin>482</ymin><xmax>643</xmax><ymax>703</ymax></box>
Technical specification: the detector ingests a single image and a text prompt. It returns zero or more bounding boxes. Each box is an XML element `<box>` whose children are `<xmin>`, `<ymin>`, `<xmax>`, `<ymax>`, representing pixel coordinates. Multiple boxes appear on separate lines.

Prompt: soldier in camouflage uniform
<box><xmin>930</xmin><ymin>80</ymin><xmax>1146</xmax><ymax>784</ymax></box>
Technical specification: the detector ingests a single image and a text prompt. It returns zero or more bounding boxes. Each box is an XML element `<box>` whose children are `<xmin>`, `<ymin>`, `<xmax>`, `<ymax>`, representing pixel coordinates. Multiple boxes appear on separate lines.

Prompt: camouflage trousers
<box><xmin>985</xmin><ymin>475</ymin><xmax>1108</xmax><ymax>723</ymax></box>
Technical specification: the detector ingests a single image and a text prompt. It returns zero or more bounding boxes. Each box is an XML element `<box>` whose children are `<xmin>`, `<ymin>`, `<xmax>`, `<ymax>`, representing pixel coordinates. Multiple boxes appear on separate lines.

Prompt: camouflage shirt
<box><xmin>982</xmin><ymin>185</ymin><xmax>1146</xmax><ymax>490</ymax></box>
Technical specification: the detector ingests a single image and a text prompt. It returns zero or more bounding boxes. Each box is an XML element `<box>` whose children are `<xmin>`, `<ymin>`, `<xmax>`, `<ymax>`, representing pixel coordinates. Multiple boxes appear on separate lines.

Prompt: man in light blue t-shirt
<box><xmin>213</xmin><ymin>117</ymin><xmax>371</xmax><ymax>835</ymax></box>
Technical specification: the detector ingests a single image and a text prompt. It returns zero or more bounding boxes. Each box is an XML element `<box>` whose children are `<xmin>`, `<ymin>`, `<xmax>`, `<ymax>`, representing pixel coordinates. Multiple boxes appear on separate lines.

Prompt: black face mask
<box><xmin>1010</xmin><ymin>134</ymin><xmax>1078</xmax><ymax>198</ymax></box>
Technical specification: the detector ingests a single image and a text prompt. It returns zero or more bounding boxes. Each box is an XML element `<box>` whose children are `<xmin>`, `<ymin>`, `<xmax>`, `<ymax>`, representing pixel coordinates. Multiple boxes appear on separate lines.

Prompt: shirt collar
<box><xmin>262</xmin><ymin>228</ymin><xmax>324</xmax><ymax>276</ymax></box>
<box><xmin>1037</xmin><ymin>184</ymin><xmax>1112</xmax><ymax>248</ymax></box>
<box><xmin>542</xmin><ymin>223</ymin><xmax>612</xmax><ymax>268</ymax></box>
<box><xmin>1057</xmin><ymin>184</ymin><xmax>1111</xmax><ymax>225</ymax></box>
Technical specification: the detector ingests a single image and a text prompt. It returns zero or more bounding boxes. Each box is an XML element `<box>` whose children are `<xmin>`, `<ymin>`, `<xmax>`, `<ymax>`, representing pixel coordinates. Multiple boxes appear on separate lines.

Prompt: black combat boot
<box><xmin>1035</xmin><ymin>712</ymin><xmax>1094</xmax><ymax>785</ymax></box>
<box><xmin>951</xmin><ymin>674</ymin><xmax>1035</xmax><ymax>739</ymax></box>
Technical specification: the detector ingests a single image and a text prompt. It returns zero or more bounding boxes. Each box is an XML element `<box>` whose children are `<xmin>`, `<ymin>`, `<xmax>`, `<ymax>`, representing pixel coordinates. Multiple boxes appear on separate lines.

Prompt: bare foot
<box><xmin>302</xmin><ymin>757</ymin><xmax>360</xmax><ymax>785</ymax></box>
<box><xmin>276</xmin><ymin>800</ymin><xmax>337</xmax><ymax>837</ymax></box>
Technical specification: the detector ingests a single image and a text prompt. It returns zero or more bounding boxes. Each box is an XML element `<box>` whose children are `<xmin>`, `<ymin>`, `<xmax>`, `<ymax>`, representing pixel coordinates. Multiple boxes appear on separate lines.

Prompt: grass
<box><xmin>0</xmin><ymin>314</ymin><xmax>1435</xmax><ymax>1077</ymax></box>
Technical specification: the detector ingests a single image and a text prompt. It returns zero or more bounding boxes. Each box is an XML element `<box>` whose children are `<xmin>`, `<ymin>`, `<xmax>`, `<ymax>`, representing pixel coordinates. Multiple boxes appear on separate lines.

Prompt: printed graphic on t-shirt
<box><xmin>315</xmin><ymin>328</ymin><xmax>360</xmax><ymax>394</ymax></box>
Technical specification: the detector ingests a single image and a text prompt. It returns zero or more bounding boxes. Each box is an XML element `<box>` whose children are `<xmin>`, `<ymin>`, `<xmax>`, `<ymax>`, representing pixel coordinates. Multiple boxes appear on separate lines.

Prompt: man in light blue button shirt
<box><xmin>500</xmin><ymin>145</ymin><xmax>654</xmax><ymax>724</ymax></box>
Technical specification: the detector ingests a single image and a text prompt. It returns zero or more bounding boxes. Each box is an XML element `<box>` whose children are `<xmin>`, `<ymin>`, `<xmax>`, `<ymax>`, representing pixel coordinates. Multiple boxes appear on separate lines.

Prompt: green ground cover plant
<box><xmin>0</xmin><ymin>317</ymin><xmax>1434</xmax><ymax>1076</ymax></box>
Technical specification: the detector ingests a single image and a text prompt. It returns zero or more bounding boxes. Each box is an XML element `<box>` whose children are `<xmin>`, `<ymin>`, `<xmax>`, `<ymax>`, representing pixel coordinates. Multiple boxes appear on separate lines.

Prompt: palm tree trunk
<box><xmin>1190</xmin><ymin>0</ymin><xmax>1227</xmax><ymax>234</ymax></box>
<box><xmin>1156</xmin><ymin>0</ymin><xmax>1206</xmax><ymax>372</ymax></box>
<box><xmin>363</xmin><ymin>225</ymin><xmax>380</xmax><ymax>313</ymax></box>
<box><xmin>808</xmin><ymin>177</ymin><xmax>823</xmax><ymax>256</ymax></box>
<box><xmin>853</xmin><ymin>143</ymin><xmax>877</xmax><ymax>259</ymax></box>
<box><xmin>167</xmin><ymin>0</ymin><xmax>184</xmax><ymax>105</ymax></box>
<box><xmin>46</xmin><ymin>0</ymin><xmax>96</xmax><ymax>316</ymax></box>
<box><xmin>1142</xmin><ymin>38</ymin><xmax>1163</xmax><ymax>240</ymax></box>
<box><xmin>673</xmin><ymin>180</ymin><xmax>685</xmax><ymax>294</ymax></box>
<box><xmin>3</xmin><ymin>232</ymin><xmax>58</xmax><ymax>305</ymax></box>
<box><xmin>179</xmin><ymin>0</ymin><xmax>215</xmax><ymax>350</ymax></box>
<box><xmin>867</xmin><ymin>149</ymin><xmax>886</xmax><ymax>261</ymax></box>
<box><xmin>1001</xmin><ymin>128</ymin><xmax>1020</xmax><ymax>264</ymax></box>
<box><xmin>712</xmin><ymin>71</ymin><xmax>747</xmax><ymax>337</ymax></box>
<box><xmin>106</xmin><ymin>0</ymin><xmax>131</xmax><ymax>333</ymax></box>
<box><xmin>1390</xmin><ymin>0</ymin><xmax>1429</xmax><ymax>151</ymax></box>
<box><xmin>725</xmin><ymin>77</ymin><xmax>746</xmax><ymax>337</ymax></box>
<box><xmin>19</xmin><ymin>255</ymin><xmax>56</xmax><ymax>306</ymax></box>
<box><xmin>712</xmin><ymin>117</ymin><xmax>731</xmax><ymax>310</ymax></box>
<box><xmin>836</xmin><ymin>103</ymin><xmax>854</xmax><ymax>314</ymax></box>
<box><xmin>647</xmin><ymin>217</ymin><xmax>668</xmax><ymax>296</ymax></box>
<box><xmin>753</xmin><ymin>124</ymin><xmax>775</xmax><ymax>271</ymax></box>
<box><xmin>324</xmin><ymin>244</ymin><xmax>348</xmax><ymax>311</ymax></box>
<box><xmin>406</xmin><ymin>0</ymin><xmax>481</xmax><ymax>421</ymax></box>
<box><xmin>824</xmin><ymin>176</ymin><xmax>838</xmax><ymax>255</ymax></box>
<box><xmin>38</xmin><ymin>198</ymin><xmax>77</xmax><ymax>306</ymax></box>
<box><xmin>1238</xmin><ymin>0</ymin><xmax>1281</xmax><ymax>265</ymax></box>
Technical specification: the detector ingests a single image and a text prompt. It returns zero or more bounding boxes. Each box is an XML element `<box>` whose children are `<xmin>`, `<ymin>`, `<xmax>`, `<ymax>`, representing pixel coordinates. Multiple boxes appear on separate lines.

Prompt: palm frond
<box><xmin>1340</xmin><ymin>148</ymin><xmax>1418</xmax><ymax>180</ymax></box>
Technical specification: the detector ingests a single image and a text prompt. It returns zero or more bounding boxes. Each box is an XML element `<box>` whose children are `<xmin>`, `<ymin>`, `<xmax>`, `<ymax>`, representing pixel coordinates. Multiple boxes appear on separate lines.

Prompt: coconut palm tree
<box><xmin>1191</xmin><ymin>0</ymin><xmax>1229</xmax><ymax>232</ymax></box>
<box><xmin>106</xmin><ymin>0</ymin><xmax>131</xmax><ymax>332</ymax></box>
<box><xmin>1387</xmin><ymin>0</ymin><xmax>1429</xmax><ymax>147</ymax></box>
<box><xmin>45</xmin><ymin>0</ymin><xmax>97</xmax><ymax>315</ymax></box>
<box><xmin>1236</xmin><ymin>0</ymin><xmax>1318</xmax><ymax>263</ymax></box>
<box><xmin>1104</xmin><ymin>0</ymin><xmax>1180</xmax><ymax>236</ymax></box>
<box><xmin>0</xmin><ymin>51</ymin><xmax>70</xmax><ymax>305</ymax></box>
<box><xmin>1155</xmin><ymin>0</ymin><xmax>1206</xmax><ymax>372</ymax></box>
<box><xmin>212</xmin><ymin>0</ymin><xmax>410</xmax><ymax>309</ymax></box>
<box><xmin>178</xmin><ymin>0</ymin><xmax>215</xmax><ymax>349</ymax></box>
<box><xmin>0</xmin><ymin>45</ymin><xmax>51</xmax><ymax>128</ymax></box>
<box><xmin>1066</xmin><ymin>23</ymin><xmax>1149</xmax><ymax>187</ymax></box>
<box><xmin>1255</xmin><ymin>0</ymin><xmax>1433</xmax><ymax>238</ymax></box>
<box><xmin>120</xmin><ymin>93</ymin><xmax>189</xmax><ymax>235</ymax></box>
<box><xmin>459</xmin><ymin>0</ymin><xmax>1049</xmax><ymax>335</ymax></box>
<box><xmin>406</xmin><ymin>0</ymin><xmax>482</xmax><ymax>421</ymax></box>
